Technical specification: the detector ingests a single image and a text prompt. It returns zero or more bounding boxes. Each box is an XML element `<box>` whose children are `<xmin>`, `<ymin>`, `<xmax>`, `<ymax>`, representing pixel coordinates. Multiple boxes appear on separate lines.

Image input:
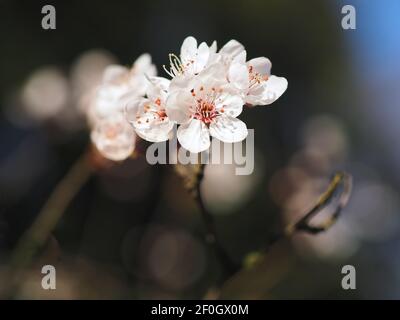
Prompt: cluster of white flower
<box><xmin>88</xmin><ymin>36</ymin><xmax>288</xmax><ymax>160</ymax></box>
<box><xmin>89</xmin><ymin>54</ymin><xmax>156</xmax><ymax>161</ymax></box>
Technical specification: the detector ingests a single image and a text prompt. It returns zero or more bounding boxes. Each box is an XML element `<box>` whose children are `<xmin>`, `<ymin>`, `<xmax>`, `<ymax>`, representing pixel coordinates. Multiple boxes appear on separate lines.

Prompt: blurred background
<box><xmin>0</xmin><ymin>0</ymin><xmax>399</xmax><ymax>299</ymax></box>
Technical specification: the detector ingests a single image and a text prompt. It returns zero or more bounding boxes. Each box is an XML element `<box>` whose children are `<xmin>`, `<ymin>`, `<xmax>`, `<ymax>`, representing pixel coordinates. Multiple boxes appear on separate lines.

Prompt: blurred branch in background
<box><xmin>2</xmin><ymin>149</ymin><xmax>94</xmax><ymax>296</ymax></box>
<box><xmin>206</xmin><ymin>171</ymin><xmax>352</xmax><ymax>299</ymax></box>
<box><xmin>268</xmin><ymin>171</ymin><xmax>352</xmax><ymax>249</ymax></box>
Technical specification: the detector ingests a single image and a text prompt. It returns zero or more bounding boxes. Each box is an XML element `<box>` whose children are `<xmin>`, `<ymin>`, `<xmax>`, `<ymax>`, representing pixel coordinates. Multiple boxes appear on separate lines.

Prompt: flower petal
<box><xmin>196</xmin><ymin>63</ymin><xmax>228</xmax><ymax>88</ymax></box>
<box><xmin>247</xmin><ymin>75</ymin><xmax>288</xmax><ymax>106</ymax></box>
<box><xmin>146</xmin><ymin>76</ymin><xmax>170</xmax><ymax>101</ymax></box>
<box><xmin>125</xmin><ymin>97</ymin><xmax>174</xmax><ymax>143</ymax></box>
<box><xmin>195</xmin><ymin>42</ymin><xmax>211</xmax><ymax>72</ymax></box>
<box><xmin>91</xmin><ymin>113</ymin><xmax>136</xmax><ymax>161</ymax></box>
<box><xmin>215</xmin><ymin>93</ymin><xmax>244</xmax><ymax>118</ymax></box>
<box><xmin>180</xmin><ymin>36</ymin><xmax>198</xmax><ymax>62</ymax></box>
<box><xmin>102</xmin><ymin>65</ymin><xmax>129</xmax><ymax>84</ymax></box>
<box><xmin>209</xmin><ymin>41</ymin><xmax>217</xmax><ymax>54</ymax></box>
<box><xmin>133</xmin><ymin>53</ymin><xmax>156</xmax><ymax>75</ymax></box>
<box><xmin>135</xmin><ymin>119</ymin><xmax>174</xmax><ymax>143</ymax></box>
<box><xmin>169</xmin><ymin>73</ymin><xmax>192</xmax><ymax>91</ymax></box>
<box><xmin>125</xmin><ymin>98</ymin><xmax>151</xmax><ymax>129</ymax></box>
<box><xmin>219</xmin><ymin>40</ymin><xmax>245</xmax><ymax>60</ymax></box>
<box><xmin>124</xmin><ymin>98</ymin><xmax>145</xmax><ymax>125</ymax></box>
<box><xmin>233</xmin><ymin>50</ymin><xmax>247</xmax><ymax>64</ymax></box>
<box><xmin>177</xmin><ymin>119</ymin><xmax>210</xmax><ymax>153</ymax></box>
<box><xmin>247</xmin><ymin>57</ymin><xmax>271</xmax><ymax>76</ymax></box>
<box><xmin>94</xmin><ymin>84</ymin><xmax>130</xmax><ymax>118</ymax></box>
<box><xmin>166</xmin><ymin>90</ymin><xmax>193</xmax><ymax>124</ymax></box>
<box><xmin>228</xmin><ymin>62</ymin><xmax>249</xmax><ymax>90</ymax></box>
<box><xmin>209</xmin><ymin>115</ymin><xmax>248</xmax><ymax>143</ymax></box>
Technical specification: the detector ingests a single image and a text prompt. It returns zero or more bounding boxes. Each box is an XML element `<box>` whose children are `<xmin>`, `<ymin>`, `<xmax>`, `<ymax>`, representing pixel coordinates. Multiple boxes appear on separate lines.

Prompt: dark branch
<box><xmin>193</xmin><ymin>163</ymin><xmax>240</xmax><ymax>274</ymax></box>
<box><xmin>260</xmin><ymin>171</ymin><xmax>352</xmax><ymax>255</ymax></box>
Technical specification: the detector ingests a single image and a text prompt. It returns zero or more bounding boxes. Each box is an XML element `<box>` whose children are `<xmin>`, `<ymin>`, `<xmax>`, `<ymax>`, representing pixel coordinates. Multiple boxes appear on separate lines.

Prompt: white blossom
<box><xmin>90</xmin><ymin>112</ymin><xmax>136</xmax><ymax>161</ymax></box>
<box><xmin>163</xmin><ymin>36</ymin><xmax>216</xmax><ymax>81</ymax></box>
<box><xmin>207</xmin><ymin>39</ymin><xmax>288</xmax><ymax>107</ymax></box>
<box><xmin>84</xmin><ymin>37</ymin><xmax>288</xmax><ymax>157</ymax></box>
<box><xmin>218</xmin><ymin>40</ymin><xmax>288</xmax><ymax>106</ymax></box>
<box><xmin>126</xmin><ymin>77</ymin><xmax>174</xmax><ymax>142</ymax></box>
<box><xmin>86</xmin><ymin>53</ymin><xmax>157</xmax><ymax>161</ymax></box>
<box><xmin>166</xmin><ymin>63</ymin><xmax>247</xmax><ymax>153</ymax></box>
<box><xmin>90</xmin><ymin>54</ymin><xmax>156</xmax><ymax>120</ymax></box>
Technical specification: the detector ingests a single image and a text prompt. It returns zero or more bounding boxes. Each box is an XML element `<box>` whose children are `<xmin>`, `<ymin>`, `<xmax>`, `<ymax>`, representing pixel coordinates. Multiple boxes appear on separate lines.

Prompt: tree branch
<box><xmin>264</xmin><ymin>171</ymin><xmax>352</xmax><ymax>252</ymax></box>
<box><xmin>193</xmin><ymin>163</ymin><xmax>240</xmax><ymax>275</ymax></box>
<box><xmin>205</xmin><ymin>171</ymin><xmax>353</xmax><ymax>299</ymax></box>
<box><xmin>3</xmin><ymin>150</ymin><xmax>93</xmax><ymax>296</ymax></box>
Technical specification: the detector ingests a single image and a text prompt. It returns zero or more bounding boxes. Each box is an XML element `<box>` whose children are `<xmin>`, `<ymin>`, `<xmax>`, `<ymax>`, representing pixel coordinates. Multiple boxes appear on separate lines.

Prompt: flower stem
<box><xmin>194</xmin><ymin>163</ymin><xmax>240</xmax><ymax>275</ymax></box>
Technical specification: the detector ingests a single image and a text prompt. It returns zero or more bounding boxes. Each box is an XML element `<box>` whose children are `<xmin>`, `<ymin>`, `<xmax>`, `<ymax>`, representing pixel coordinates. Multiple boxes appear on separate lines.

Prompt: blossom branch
<box><xmin>193</xmin><ymin>163</ymin><xmax>240</xmax><ymax>275</ymax></box>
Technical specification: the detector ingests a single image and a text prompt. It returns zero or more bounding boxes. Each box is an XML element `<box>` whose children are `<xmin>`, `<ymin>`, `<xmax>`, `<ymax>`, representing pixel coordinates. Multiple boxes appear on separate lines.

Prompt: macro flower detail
<box><xmin>163</xmin><ymin>36</ymin><xmax>216</xmax><ymax>80</ymax></box>
<box><xmin>86</xmin><ymin>37</ymin><xmax>287</xmax><ymax>158</ymax></box>
<box><xmin>85</xmin><ymin>53</ymin><xmax>158</xmax><ymax>161</ymax></box>
<box><xmin>210</xmin><ymin>39</ymin><xmax>288</xmax><ymax>107</ymax></box>
<box><xmin>90</xmin><ymin>113</ymin><xmax>136</xmax><ymax>161</ymax></box>
<box><xmin>243</xmin><ymin>57</ymin><xmax>288</xmax><ymax>106</ymax></box>
<box><xmin>126</xmin><ymin>77</ymin><xmax>174</xmax><ymax>142</ymax></box>
<box><xmin>166</xmin><ymin>64</ymin><xmax>247</xmax><ymax>153</ymax></box>
<box><xmin>91</xmin><ymin>54</ymin><xmax>157</xmax><ymax>120</ymax></box>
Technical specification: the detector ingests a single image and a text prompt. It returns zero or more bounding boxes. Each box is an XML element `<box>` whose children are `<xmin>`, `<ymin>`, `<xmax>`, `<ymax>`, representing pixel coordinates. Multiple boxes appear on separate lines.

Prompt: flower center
<box><xmin>190</xmin><ymin>87</ymin><xmax>223</xmax><ymax>125</ymax></box>
<box><xmin>194</xmin><ymin>99</ymin><xmax>217</xmax><ymax>124</ymax></box>
<box><xmin>248</xmin><ymin>65</ymin><xmax>269</xmax><ymax>88</ymax></box>
<box><xmin>156</xmin><ymin>109</ymin><xmax>168</xmax><ymax>121</ymax></box>
<box><xmin>105</xmin><ymin>125</ymin><xmax>120</xmax><ymax>139</ymax></box>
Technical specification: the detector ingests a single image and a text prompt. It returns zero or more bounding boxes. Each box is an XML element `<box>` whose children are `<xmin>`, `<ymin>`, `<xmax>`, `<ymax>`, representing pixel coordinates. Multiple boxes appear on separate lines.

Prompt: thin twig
<box><xmin>194</xmin><ymin>163</ymin><xmax>240</xmax><ymax>274</ymax></box>
<box><xmin>205</xmin><ymin>171</ymin><xmax>353</xmax><ymax>299</ymax></box>
<box><xmin>264</xmin><ymin>171</ymin><xmax>352</xmax><ymax>252</ymax></box>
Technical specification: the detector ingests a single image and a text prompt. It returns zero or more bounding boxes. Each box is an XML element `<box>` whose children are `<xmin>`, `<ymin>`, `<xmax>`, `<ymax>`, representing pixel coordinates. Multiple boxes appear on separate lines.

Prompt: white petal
<box><xmin>177</xmin><ymin>119</ymin><xmax>210</xmax><ymax>153</ymax></box>
<box><xmin>119</xmin><ymin>89</ymin><xmax>144</xmax><ymax>107</ymax></box>
<box><xmin>228</xmin><ymin>62</ymin><xmax>249</xmax><ymax>90</ymax></box>
<box><xmin>166</xmin><ymin>90</ymin><xmax>193</xmax><ymax>124</ymax></box>
<box><xmin>131</xmin><ymin>54</ymin><xmax>157</xmax><ymax>91</ymax></box>
<box><xmin>91</xmin><ymin>113</ymin><xmax>136</xmax><ymax>161</ymax></box>
<box><xmin>169</xmin><ymin>73</ymin><xmax>194</xmax><ymax>92</ymax></box>
<box><xmin>207</xmin><ymin>48</ymin><xmax>222</xmax><ymax>66</ymax></box>
<box><xmin>247</xmin><ymin>75</ymin><xmax>288</xmax><ymax>106</ymax></box>
<box><xmin>135</xmin><ymin>119</ymin><xmax>174</xmax><ymax>143</ymax></box>
<box><xmin>133</xmin><ymin>53</ymin><xmax>154</xmax><ymax>73</ymax></box>
<box><xmin>125</xmin><ymin>98</ymin><xmax>151</xmax><ymax>128</ymax></box>
<box><xmin>233</xmin><ymin>50</ymin><xmax>247</xmax><ymax>64</ymax></box>
<box><xmin>94</xmin><ymin>84</ymin><xmax>130</xmax><ymax>117</ymax></box>
<box><xmin>126</xmin><ymin>94</ymin><xmax>174</xmax><ymax>142</ymax></box>
<box><xmin>180</xmin><ymin>36</ymin><xmax>198</xmax><ymax>62</ymax></box>
<box><xmin>219</xmin><ymin>40</ymin><xmax>245</xmax><ymax>59</ymax></box>
<box><xmin>146</xmin><ymin>76</ymin><xmax>170</xmax><ymax>100</ymax></box>
<box><xmin>196</xmin><ymin>63</ymin><xmax>228</xmax><ymax>87</ymax></box>
<box><xmin>209</xmin><ymin>41</ymin><xmax>217</xmax><ymax>54</ymax></box>
<box><xmin>209</xmin><ymin>116</ymin><xmax>248</xmax><ymax>143</ymax></box>
<box><xmin>148</xmin><ymin>76</ymin><xmax>170</xmax><ymax>91</ymax></box>
<box><xmin>195</xmin><ymin>42</ymin><xmax>210</xmax><ymax>72</ymax></box>
<box><xmin>244</xmin><ymin>85</ymin><xmax>263</xmax><ymax>106</ymax></box>
<box><xmin>215</xmin><ymin>93</ymin><xmax>243</xmax><ymax>118</ymax></box>
<box><xmin>247</xmin><ymin>57</ymin><xmax>271</xmax><ymax>76</ymax></box>
<box><xmin>102</xmin><ymin>65</ymin><xmax>128</xmax><ymax>83</ymax></box>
